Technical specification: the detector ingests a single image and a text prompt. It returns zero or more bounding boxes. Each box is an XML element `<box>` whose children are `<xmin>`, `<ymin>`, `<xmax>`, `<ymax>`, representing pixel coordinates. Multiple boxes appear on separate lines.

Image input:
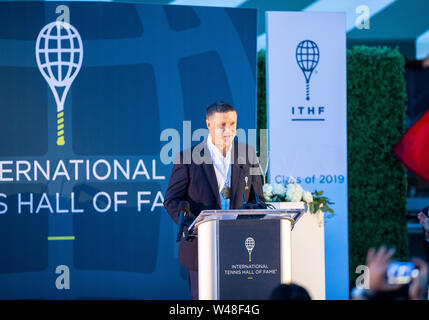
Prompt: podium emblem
<box><xmin>245</xmin><ymin>237</ymin><xmax>255</xmax><ymax>262</ymax></box>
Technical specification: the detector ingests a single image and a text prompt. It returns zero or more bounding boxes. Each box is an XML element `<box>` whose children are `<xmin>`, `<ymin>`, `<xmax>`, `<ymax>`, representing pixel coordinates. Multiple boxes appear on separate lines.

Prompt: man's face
<box><xmin>206</xmin><ymin>111</ymin><xmax>237</xmax><ymax>151</ymax></box>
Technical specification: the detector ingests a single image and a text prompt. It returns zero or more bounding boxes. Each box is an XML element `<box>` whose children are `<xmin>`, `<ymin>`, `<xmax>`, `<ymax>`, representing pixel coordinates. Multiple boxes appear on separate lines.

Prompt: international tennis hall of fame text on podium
<box><xmin>218</xmin><ymin>219</ymin><xmax>281</xmax><ymax>299</ymax></box>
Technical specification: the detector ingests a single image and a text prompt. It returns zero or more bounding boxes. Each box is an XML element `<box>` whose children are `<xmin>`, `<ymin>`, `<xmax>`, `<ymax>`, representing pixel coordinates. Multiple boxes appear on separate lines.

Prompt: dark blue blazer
<box><xmin>163</xmin><ymin>138</ymin><xmax>265</xmax><ymax>271</ymax></box>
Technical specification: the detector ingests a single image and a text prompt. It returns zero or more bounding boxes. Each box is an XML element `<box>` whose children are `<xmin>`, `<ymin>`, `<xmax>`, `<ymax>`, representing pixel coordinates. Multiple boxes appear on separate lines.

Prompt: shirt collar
<box><xmin>207</xmin><ymin>134</ymin><xmax>232</xmax><ymax>161</ymax></box>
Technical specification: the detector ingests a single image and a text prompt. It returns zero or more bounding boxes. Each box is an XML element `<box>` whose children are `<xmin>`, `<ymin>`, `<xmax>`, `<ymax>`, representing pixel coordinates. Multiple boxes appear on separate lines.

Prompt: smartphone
<box><xmin>387</xmin><ymin>262</ymin><xmax>419</xmax><ymax>285</ymax></box>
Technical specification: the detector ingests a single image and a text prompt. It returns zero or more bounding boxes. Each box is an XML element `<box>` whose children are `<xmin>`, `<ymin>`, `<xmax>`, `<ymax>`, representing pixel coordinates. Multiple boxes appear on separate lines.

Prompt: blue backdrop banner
<box><xmin>0</xmin><ymin>1</ymin><xmax>256</xmax><ymax>299</ymax></box>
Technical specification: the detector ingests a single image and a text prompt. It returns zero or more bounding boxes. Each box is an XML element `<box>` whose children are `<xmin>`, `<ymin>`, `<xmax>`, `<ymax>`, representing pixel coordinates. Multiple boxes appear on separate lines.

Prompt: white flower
<box><xmin>263</xmin><ymin>184</ymin><xmax>273</xmax><ymax>197</ymax></box>
<box><xmin>303</xmin><ymin>190</ymin><xmax>313</xmax><ymax>204</ymax></box>
<box><xmin>286</xmin><ymin>183</ymin><xmax>303</xmax><ymax>202</ymax></box>
<box><xmin>272</xmin><ymin>183</ymin><xmax>287</xmax><ymax>196</ymax></box>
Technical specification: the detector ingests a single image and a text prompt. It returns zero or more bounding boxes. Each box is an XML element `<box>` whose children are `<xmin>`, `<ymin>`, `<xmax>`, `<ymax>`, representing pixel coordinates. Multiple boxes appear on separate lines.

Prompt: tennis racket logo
<box><xmin>35</xmin><ymin>21</ymin><xmax>83</xmax><ymax>146</ymax></box>
<box><xmin>245</xmin><ymin>237</ymin><xmax>255</xmax><ymax>262</ymax></box>
<box><xmin>296</xmin><ymin>40</ymin><xmax>319</xmax><ymax>101</ymax></box>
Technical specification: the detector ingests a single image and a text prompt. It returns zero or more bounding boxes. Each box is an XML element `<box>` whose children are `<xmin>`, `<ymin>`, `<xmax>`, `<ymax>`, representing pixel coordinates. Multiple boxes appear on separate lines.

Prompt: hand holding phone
<box><xmin>408</xmin><ymin>257</ymin><xmax>429</xmax><ymax>300</ymax></box>
<box><xmin>386</xmin><ymin>262</ymin><xmax>419</xmax><ymax>285</ymax></box>
<box><xmin>366</xmin><ymin>246</ymin><xmax>402</xmax><ymax>292</ymax></box>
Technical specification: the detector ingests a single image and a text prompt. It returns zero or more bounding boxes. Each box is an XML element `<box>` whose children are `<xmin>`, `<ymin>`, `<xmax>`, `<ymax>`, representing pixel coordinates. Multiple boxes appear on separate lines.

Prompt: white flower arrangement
<box><xmin>263</xmin><ymin>177</ymin><xmax>334</xmax><ymax>215</ymax></box>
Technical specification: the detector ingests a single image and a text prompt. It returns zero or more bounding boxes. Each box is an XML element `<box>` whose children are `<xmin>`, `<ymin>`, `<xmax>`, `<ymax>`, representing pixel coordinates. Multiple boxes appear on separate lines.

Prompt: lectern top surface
<box><xmin>189</xmin><ymin>208</ymin><xmax>304</xmax><ymax>231</ymax></box>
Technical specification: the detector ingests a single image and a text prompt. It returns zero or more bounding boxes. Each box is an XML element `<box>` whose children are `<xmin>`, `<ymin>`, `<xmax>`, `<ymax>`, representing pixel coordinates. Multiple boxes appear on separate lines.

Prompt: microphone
<box><xmin>239</xmin><ymin>164</ymin><xmax>271</xmax><ymax>210</ymax></box>
<box><xmin>239</xmin><ymin>165</ymin><xmax>248</xmax><ymax>208</ymax></box>
<box><xmin>247</xmin><ymin>177</ymin><xmax>270</xmax><ymax>209</ymax></box>
<box><xmin>176</xmin><ymin>201</ymin><xmax>190</xmax><ymax>242</ymax></box>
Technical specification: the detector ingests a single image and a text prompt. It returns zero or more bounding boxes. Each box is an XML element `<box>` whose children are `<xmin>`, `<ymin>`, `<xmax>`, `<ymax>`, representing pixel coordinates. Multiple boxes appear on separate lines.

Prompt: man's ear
<box><xmin>206</xmin><ymin>118</ymin><xmax>210</xmax><ymax>130</ymax></box>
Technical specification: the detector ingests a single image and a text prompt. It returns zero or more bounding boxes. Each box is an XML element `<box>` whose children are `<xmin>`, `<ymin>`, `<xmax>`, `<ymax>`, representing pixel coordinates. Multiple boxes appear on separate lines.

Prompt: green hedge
<box><xmin>346</xmin><ymin>46</ymin><xmax>408</xmax><ymax>286</ymax></box>
<box><xmin>256</xmin><ymin>46</ymin><xmax>409</xmax><ymax>288</ymax></box>
<box><xmin>256</xmin><ymin>50</ymin><xmax>267</xmax><ymax>157</ymax></box>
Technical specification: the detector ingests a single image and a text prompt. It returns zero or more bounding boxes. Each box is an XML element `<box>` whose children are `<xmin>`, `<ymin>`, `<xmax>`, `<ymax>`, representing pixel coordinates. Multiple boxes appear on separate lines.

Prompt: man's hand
<box><xmin>409</xmin><ymin>257</ymin><xmax>428</xmax><ymax>300</ymax></box>
<box><xmin>417</xmin><ymin>211</ymin><xmax>429</xmax><ymax>239</ymax></box>
<box><xmin>366</xmin><ymin>246</ymin><xmax>402</xmax><ymax>292</ymax></box>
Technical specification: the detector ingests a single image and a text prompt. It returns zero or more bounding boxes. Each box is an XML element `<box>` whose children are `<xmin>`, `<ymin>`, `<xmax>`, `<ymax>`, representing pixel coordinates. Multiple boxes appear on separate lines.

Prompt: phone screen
<box><xmin>387</xmin><ymin>262</ymin><xmax>419</xmax><ymax>285</ymax></box>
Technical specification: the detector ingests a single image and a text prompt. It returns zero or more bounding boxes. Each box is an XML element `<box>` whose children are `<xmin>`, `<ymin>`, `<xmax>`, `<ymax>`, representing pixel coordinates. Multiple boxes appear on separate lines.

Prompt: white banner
<box><xmin>267</xmin><ymin>11</ymin><xmax>348</xmax><ymax>299</ymax></box>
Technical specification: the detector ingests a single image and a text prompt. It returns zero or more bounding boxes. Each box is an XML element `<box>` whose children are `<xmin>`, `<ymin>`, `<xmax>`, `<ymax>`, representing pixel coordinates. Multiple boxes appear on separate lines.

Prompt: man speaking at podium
<box><xmin>164</xmin><ymin>101</ymin><xmax>265</xmax><ymax>300</ymax></box>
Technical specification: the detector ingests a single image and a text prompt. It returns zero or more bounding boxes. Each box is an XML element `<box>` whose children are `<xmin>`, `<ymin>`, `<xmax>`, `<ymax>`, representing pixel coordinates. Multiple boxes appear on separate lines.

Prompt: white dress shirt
<box><xmin>207</xmin><ymin>135</ymin><xmax>232</xmax><ymax>210</ymax></box>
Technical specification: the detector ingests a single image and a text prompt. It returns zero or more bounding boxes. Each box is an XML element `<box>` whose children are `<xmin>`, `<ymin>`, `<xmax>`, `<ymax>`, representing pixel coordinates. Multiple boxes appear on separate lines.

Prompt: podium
<box><xmin>189</xmin><ymin>205</ymin><xmax>307</xmax><ymax>300</ymax></box>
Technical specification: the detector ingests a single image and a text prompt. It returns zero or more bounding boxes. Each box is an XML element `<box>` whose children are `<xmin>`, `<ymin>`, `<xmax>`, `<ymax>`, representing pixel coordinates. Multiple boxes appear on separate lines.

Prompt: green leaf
<box><xmin>314</xmin><ymin>203</ymin><xmax>321</xmax><ymax>212</ymax></box>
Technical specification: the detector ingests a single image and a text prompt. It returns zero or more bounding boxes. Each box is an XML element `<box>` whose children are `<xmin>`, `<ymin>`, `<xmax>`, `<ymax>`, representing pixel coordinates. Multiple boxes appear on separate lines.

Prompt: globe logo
<box><xmin>296</xmin><ymin>40</ymin><xmax>319</xmax><ymax>101</ymax></box>
<box><xmin>35</xmin><ymin>21</ymin><xmax>83</xmax><ymax>146</ymax></box>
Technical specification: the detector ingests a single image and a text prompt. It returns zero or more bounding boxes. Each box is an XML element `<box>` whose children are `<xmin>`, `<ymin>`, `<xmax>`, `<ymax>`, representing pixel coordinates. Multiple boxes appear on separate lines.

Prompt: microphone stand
<box><xmin>238</xmin><ymin>165</ymin><xmax>273</xmax><ymax>218</ymax></box>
